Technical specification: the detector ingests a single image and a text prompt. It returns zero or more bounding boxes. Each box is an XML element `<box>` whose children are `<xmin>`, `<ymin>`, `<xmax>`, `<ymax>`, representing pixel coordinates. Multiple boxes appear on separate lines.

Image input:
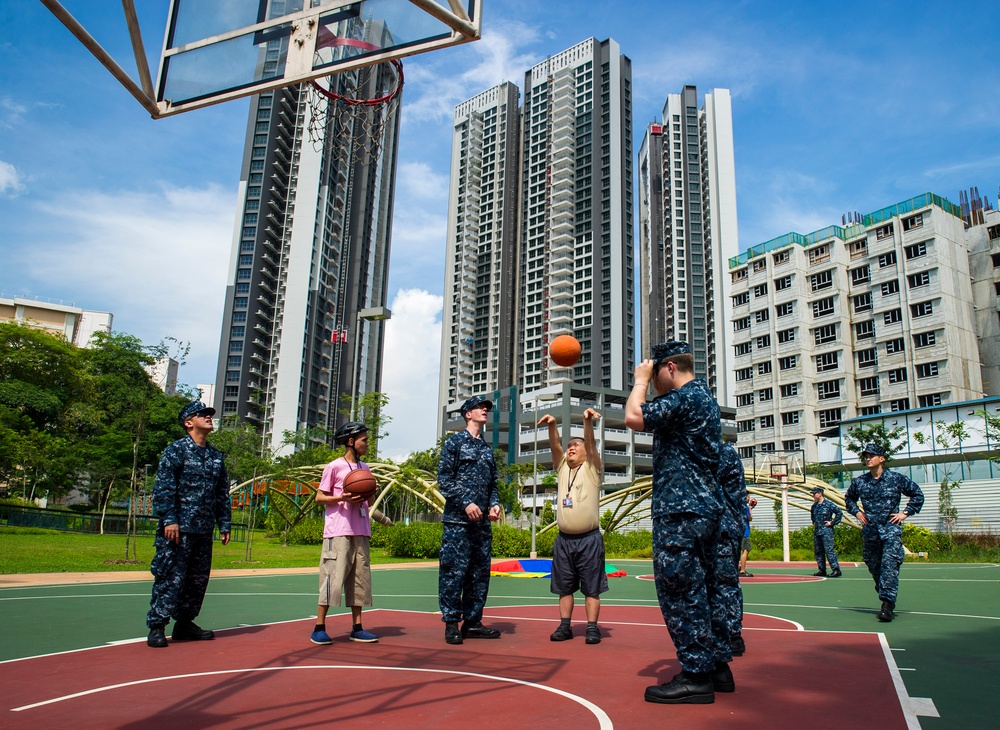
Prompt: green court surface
<box><xmin>1</xmin><ymin>561</ymin><xmax>997</xmax><ymax>729</ymax></box>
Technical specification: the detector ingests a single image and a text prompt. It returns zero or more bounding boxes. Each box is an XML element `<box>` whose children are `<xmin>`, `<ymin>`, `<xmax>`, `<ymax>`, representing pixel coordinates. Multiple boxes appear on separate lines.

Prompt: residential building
<box><xmin>214</xmin><ymin>16</ymin><xmax>399</xmax><ymax>455</ymax></box>
<box><xmin>729</xmin><ymin>192</ymin><xmax>983</xmax><ymax>466</ymax></box>
<box><xmin>966</xmin><ymin>201</ymin><xmax>1000</xmax><ymax>393</ymax></box>
<box><xmin>146</xmin><ymin>357</ymin><xmax>179</xmax><ymax>395</ymax></box>
<box><xmin>638</xmin><ymin>86</ymin><xmax>739</xmax><ymax>404</ymax></box>
<box><xmin>0</xmin><ymin>294</ymin><xmax>112</xmax><ymax>347</ymax></box>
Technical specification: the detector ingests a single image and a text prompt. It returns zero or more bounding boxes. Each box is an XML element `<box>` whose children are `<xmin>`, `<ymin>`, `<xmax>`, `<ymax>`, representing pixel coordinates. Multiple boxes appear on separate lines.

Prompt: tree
<box><xmin>347</xmin><ymin>391</ymin><xmax>392</xmax><ymax>460</ymax></box>
<box><xmin>842</xmin><ymin>423</ymin><xmax>906</xmax><ymax>462</ymax></box>
<box><xmin>540</xmin><ymin>500</ymin><xmax>555</xmax><ymax>527</ymax></box>
<box><xmin>913</xmin><ymin>420</ymin><xmax>969</xmax><ymax>538</ymax></box>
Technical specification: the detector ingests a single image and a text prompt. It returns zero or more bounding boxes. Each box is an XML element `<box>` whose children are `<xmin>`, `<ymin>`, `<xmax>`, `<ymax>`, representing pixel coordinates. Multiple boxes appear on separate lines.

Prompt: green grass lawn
<box><xmin>0</xmin><ymin>527</ymin><xmax>427</xmax><ymax>574</ymax></box>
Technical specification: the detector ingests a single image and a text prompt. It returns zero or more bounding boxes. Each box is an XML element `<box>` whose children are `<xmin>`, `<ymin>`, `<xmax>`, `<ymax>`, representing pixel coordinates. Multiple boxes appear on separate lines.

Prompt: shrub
<box><xmin>386</xmin><ymin>522</ymin><xmax>443</xmax><ymax>558</ymax></box>
<box><xmin>286</xmin><ymin>517</ymin><xmax>323</xmax><ymax>545</ymax></box>
<box><xmin>491</xmin><ymin>524</ymin><xmax>531</xmax><ymax>557</ymax></box>
<box><xmin>603</xmin><ymin>530</ymin><xmax>652</xmax><ymax>558</ymax></box>
<box><xmin>370</xmin><ymin>521</ymin><xmax>391</xmax><ymax>548</ymax></box>
<box><xmin>901</xmin><ymin>523</ymin><xmax>938</xmax><ymax>553</ymax></box>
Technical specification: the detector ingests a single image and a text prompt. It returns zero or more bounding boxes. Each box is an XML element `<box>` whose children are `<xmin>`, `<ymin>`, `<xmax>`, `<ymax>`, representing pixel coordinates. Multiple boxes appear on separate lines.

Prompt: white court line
<box><xmin>746</xmin><ymin>602</ymin><xmax>1000</xmax><ymax>622</ymax></box>
<box><xmin>10</xmin><ymin>665</ymin><xmax>614</xmax><ymax>728</ymax></box>
<box><xmin>879</xmin><ymin>633</ymin><xmax>936</xmax><ymax>726</ymax></box>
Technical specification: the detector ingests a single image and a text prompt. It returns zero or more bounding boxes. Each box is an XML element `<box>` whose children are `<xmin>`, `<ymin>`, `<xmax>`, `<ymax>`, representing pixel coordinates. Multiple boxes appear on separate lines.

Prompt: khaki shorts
<box><xmin>318</xmin><ymin>535</ymin><xmax>372</xmax><ymax>608</ymax></box>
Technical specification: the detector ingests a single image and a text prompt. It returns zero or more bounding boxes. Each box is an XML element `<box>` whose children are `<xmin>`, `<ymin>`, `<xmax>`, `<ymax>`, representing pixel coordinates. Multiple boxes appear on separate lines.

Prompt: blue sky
<box><xmin>1</xmin><ymin>1</ymin><xmax>998</xmax><ymax>459</ymax></box>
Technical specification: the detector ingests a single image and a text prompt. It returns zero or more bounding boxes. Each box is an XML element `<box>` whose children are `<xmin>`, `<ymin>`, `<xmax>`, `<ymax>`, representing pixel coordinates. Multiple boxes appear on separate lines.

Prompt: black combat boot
<box><xmin>877</xmin><ymin>600</ymin><xmax>895</xmax><ymax>622</ymax></box>
<box><xmin>644</xmin><ymin>671</ymin><xmax>715</xmax><ymax>704</ymax></box>
<box><xmin>172</xmin><ymin>621</ymin><xmax>215</xmax><ymax>641</ymax></box>
<box><xmin>147</xmin><ymin>627</ymin><xmax>168</xmax><ymax>648</ymax></box>
<box><xmin>445</xmin><ymin>621</ymin><xmax>463</xmax><ymax>644</ymax></box>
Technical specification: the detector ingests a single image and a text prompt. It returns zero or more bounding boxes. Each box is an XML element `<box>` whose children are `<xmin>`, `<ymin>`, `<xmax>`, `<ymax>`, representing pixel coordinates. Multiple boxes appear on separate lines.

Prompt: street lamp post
<box><xmin>529</xmin><ymin>390</ymin><xmax>559</xmax><ymax>559</ymax></box>
<box><xmin>350</xmin><ymin>306</ymin><xmax>392</xmax><ymax>421</ymax></box>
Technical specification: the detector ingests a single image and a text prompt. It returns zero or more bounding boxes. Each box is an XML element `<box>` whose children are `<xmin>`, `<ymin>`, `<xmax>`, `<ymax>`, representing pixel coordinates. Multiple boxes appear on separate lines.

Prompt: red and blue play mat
<box><xmin>490</xmin><ymin>559</ymin><xmax>627</xmax><ymax>578</ymax></box>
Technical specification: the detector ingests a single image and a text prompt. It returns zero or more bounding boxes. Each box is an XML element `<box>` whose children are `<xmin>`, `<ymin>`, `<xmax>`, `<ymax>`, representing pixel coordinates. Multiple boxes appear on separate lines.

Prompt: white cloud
<box><xmin>0</xmin><ymin>160</ymin><xmax>23</xmax><ymax>196</ymax></box>
<box><xmin>9</xmin><ymin>184</ymin><xmax>237</xmax><ymax>386</ymax></box>
<box><xmin>379</xmin><ymin>288</ymin><xmax>443</xmax><ymax>461</ymax></box>
<box><xmin>0</xmin><ymin>98</ymin><xmax>27</xmax><ymax>127</ymax></box>
<box><xmin>387</xmin><ymin>162</ymin><xmax>450</xmax><ymax>294</ymax></box>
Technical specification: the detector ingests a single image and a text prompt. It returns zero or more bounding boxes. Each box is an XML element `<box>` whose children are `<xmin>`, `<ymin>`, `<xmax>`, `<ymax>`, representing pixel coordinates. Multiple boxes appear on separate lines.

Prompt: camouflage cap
<box><xmin>861</xmin><ymin>442</ymin><xmax>886</xmax><ymax>456</ymax></box>
<box><xmin>651</xmin><ymin>340</ymin><xmax>692</xmax><ymax>364</ymax></box>
<box><xmin>179</xmin><ymin>400</ymin><xmax>215</xmax><ymax>425</ymax></box>
<box><xmin>460</xmin><ymin>395</ymin><xmax>494</xmax><ymax>416</ymax></box>
<box><xmin>811</xmin><ymin>486</ymin><xmax>825</xmax><ymax>494</ymax></box>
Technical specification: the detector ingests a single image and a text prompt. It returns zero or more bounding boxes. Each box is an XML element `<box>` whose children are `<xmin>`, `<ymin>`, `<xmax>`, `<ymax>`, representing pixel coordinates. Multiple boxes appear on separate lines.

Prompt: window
<box><xmin>234</xmin><ymin>297</ymin><xmax>248</xmax><ymax>309</ymax></box>
<box><xmin>817</xmin><ymin>380</ymin><xmax>841</xmax><ymax>400</ymax></box>
<box><xmin>227</xmin><ymin>356</ymin><xmax>242</xmax><ymax>367</ymax></box>
<box><xmin>880</xmin><ymin>279</ymin><xmax>900</xmax><ymax>296</ymax></box>
<box><xmin>774</xmin><ymin>275</ymin><xmax>792</xmax><ymax>291</ymax></box>
<box><xmin>913</xmin><ymin>331</ymin><xmax>936</xmax><ymax>348</ymax></box>
<box><xmin>857</xmin><ymin>348</ymin><xmax>877</xmax><ymax>368</ymax></box>
<box><xmin>736</xmin><ymin>367</ymin><xmax>753</xmax><ymax>381</ymax></box>
<box><xmin>851</xmin><ymin>266</ymin><xmax>871</xmax><ymax>286</ymax></box>
<box><xmin>224</xmin><ymin>386</ymin><xmax>239</xmax><ymax>398</ymax></box>
<box><xmin>756</xmin><ymin>335</ymin><xmax>771</xmax><ymax>349</ymax></box>
<box><xmin>783</xmin><ymin>439</ymin><xmax>803</xmax><ymax>451</ymax></box>
<box><xmin>776</xmin><ymin>302</ymin><xmax>795</xmax><ymax>317</ymax></box>
<box><xmin>781</xmin><ymin>411</ymin><xmax>800</xmax><ymax>425</ymax></box>
<box><xmin>859</xmin><ymin>376</ymin><xmax>880</xmax><ymax>396</ymax></box>
<box><xmin>753</xmin><ymin>259</ymin><xmax>767</xmax><ymax>273</ymax></box>
<box><xmin>759</xmin><ymin>415</ymin><xmax>775</xmax><ymax>429</ymax></box>
<box><xmin>848</xmin><ymin>239</ymin><xmax>868</xmax><ymax>259</ymax></box>
<box><xmin>753</xmin><ymin>284</ymin><xmax>768</xmax><ymax>297</ymax></box>
<box><xmin>855</xmin><ymin>320</ymin><xmax>875</xmax><ymax>340</ymax></box>
<box><xmin>733</xmin><ymin>292</ymin><xmax>749</xmax><ymax>306</ymax></box>
<box><xmin>878</xmin><ymin>251</ymin><xmax>897</xmax><ymax>267</ymax></box>
<box><xmin>885</xmin><ymin>338</ymin><xmax>905</xmax><ymax>354</ymax></box>
<box><xmin>735</xmin><ymin>342</ymin><xmax>752</xmax><ymax>356</ymax></box>
<box><xmin>889</xmin><ymin>398</ymin><xmax>910</xmax><ymax>412</ymax></box>
<box><xmin>777</xmin><ymin>328</ymin><xmax>795</xmax><ymax>343</ymax></box>
<box><xmin>816</xmin><ymin>351</ymin><xmax>839</xmax><ymax>372</ymax></box>
<box><xmin>773</xmin><ymin>250</ymin><xmax>790</xmax><ymax>265</ymax></box>
<box><xmin>738</xmin><ymin>419</ymin><xmax>755</xmax><ymax>433</ymax></box>
<box><xmin>902</xmin><ymin>213</ymin><xmax>923</xmax><ymax>231</ymax></box>
<box><xmin>814</xmin><ymin>324</ymin><xmax>837</xmax><ymax>344</ymax></box>
<box><xmin>811</xmin><ymin>270</ymin><xmax>833</xmax><ymax>291</ymax></box>
<box><xmin>875</xmin><ymin>223</ymin><xmax>894</xmax><ymax>241</ymax></box>
<box><xmin>911</xmin><ymin>301</ymin><xmax>934</xmax><ymax>318</ymax></box>
<box><xmin>735</xmin><ymin>317</ymin><xmax>751</xmax><ymax>331</ymax></box>
<box><xmin>225</xmin><ymin>370</ymin><xmax>240</xmax><ymax>383</ymax></box>
<box><xmin>758</xmin><ymin>443</ymin><xmax>776</xmax><ymax>454</ymax></box>
<box><xmin>916</xmin><ymin>362</ymin><xmax>940</xmax><ymax>378</ymax></box>
<box><xmin>736</xmin><ymin>393</ymin><xmax>755</xmax><ymax>407</ymax></box>
<box><xmin>758</xmin><ymin>388</ymin><xmax>774</xmax><ymax>402</ymax></box>
<box><xmin>732</xmin><ymin>268</ymin><xmax>748</xmax><ymax>282</ymax></box>
<box><xmin>812</xmin><ymin>297</ymin><xmax>835</xmax><ymax>318</ymax></box>
<box><xmin>808</xmin><ymin>244</ymin><xmax>830</xmax><ymax>264</ymax></box>
<box><xmin>780</xmin><ymin>383</ymin><xmax>799</xmax><ymax>397</ymax></box>
<box><xmin>905</xmin><ymin>242</ymin><xmax>927</xmax><ymax>259</ymax></box>
<box><xmin>755</xmin><ymin>309</ymin><xmax>770</xmax><ymax>323</ymax></box>
<box><xmin>779</xmin><ymin>356</ymin><xmax>797</xmax><ymax>370</ymax></box>
<box><xmin>854</xmin><ymin>292</ymin><xmax>872</xmax><ymax>312</ymax></box>
<box><xmin>887</xmin><ymin>368</ymin><xmax>908</xmax><ymax>383</ymax></box>
<box><xmin>918</xmin><ymin>393</ymin><xmax>945</xmax><ymax>407</ymax></box>
<box><xmin>860</xmin><ymin>405</ymin><xmax>882</xmax><ymax>416</ymax></box>
<box><xmin>758</xmin><ymin>362</ymin><xmax>772</xmax><ymax>375</ymax></box>
<box><xmin>989</xmin><ymin>224</ymin><xmax>1000</xmax><ymax>241</ymax></box>
<box><xmin>738</xmin><ymin>446</ymin><xmax>755</xmax><ymax>459</ymax></box>
<box><xmin>908</xmin><ymin>271</ymin><xmax>931</xmax><ymax>289</ymax></box>
<box><xmin>817</xmin><ymin>408</ymin><xmax>842</xmax><ymax>428</ymax></box>
<box><xmin>883</xmin><ymin>308</ymin><xmax>902</xmax><ymax>325</ymax></box>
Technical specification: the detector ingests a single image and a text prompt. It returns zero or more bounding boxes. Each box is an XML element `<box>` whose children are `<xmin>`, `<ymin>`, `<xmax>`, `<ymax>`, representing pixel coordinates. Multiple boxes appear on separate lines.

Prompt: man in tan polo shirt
<box><xmin>537</xmin><ymin>407</ymin><xmax>606</xmax><ymax>644</ymax></box>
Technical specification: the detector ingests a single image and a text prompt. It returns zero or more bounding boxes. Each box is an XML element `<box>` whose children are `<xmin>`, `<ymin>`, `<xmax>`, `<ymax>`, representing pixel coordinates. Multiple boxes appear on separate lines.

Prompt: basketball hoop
<box><xmin>770</xmin><ymin>463</ymin><xmax>788</xmax><ymax>480</ymax></box>
<box><xmin>306</xmin><ymin>57</ymin><xmax>403</xmax><ymax>166</ymax></box>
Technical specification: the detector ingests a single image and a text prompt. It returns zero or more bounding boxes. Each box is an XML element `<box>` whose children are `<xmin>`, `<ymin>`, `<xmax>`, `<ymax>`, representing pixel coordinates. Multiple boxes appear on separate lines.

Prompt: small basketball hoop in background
<box><xmin>306</xmin><ymin>36</ymin><xmax>403</xmax><ymax>166</ymax></box>
<box><xmin>770</xmin><ymin>463</ymin><xmax>788</xmax><ymax>480</ymax></box>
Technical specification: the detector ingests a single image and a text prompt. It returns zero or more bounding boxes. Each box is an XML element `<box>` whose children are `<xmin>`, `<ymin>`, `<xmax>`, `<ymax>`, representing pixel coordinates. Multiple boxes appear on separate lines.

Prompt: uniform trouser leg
<box><xmin>147</xmin><ymin>532</ymin><xmax>212</xmax><ymax>628</ymax></box>
<box><xmin>653</xmin><ymin>513</ymin><xmax>731</xmax><ymax>674</ymax></box>
<box><xmin>439</xmin><ymin>524</ymin><xmax>472</xmax><ymax>623</ymax></box>
<box><xmin>461</xmin><ymin>524</ymin><xmax>492</xmax><ymax>624</ymax></box>
<box><xmin>876</xmin><ymin>534</ymin><xmax>904</xmax><ymax>603</ymax></box>
<box><xmin>821</xmin><ymin>530</ymin><xmax>840</xmax><ymax>571</ymax></box>
<box><xmin>814</xmin><ymin>530</ymin><xmax>827</xmax><ymax>571</ymax></box>
<box><xmin>714</xmin><ymin>533</ymin><xmax>743</xmax><ymax>640</ymax></box>
<box><xmin>862</xmin><ymin>537</ymin><xmax>884</xmax><ymax>595</ymax></box>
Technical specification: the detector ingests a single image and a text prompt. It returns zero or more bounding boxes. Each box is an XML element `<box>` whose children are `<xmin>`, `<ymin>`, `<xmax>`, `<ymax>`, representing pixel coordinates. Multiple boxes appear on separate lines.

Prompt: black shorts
<box><xmin>550</xmin><ymin>529</ymin><xmax>609</xmax><ymax>598</ymax></box>
<box><xmin>740</xmin><ymin>536</ymin><xmax>752</xmax><ymax>553</ymax></box>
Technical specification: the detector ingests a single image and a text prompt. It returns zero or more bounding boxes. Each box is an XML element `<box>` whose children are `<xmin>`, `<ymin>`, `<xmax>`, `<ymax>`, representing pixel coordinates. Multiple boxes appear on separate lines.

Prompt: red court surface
<box><xmin>1</xmin><ymin>606</ymin><xmax>914</xmax><ymax>729</ymax></box>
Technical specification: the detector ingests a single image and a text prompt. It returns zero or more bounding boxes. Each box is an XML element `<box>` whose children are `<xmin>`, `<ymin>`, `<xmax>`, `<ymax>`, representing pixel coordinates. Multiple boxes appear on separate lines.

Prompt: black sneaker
<box><xmin>644</xmin><ymin>671</ymin><xmax>715</xmax><ymax>705</ymax></box>
<box><xmin>172</xmin><ymin>621</ymin><xmax>214</xmax><ymax>641</ymax></box>
<box><xmin>462</xmin><ymin>621</ymin><xmax>500</xmax><ymax>639</ymax></box>
<box><xmin>147</xmin><ymin>627</ymin><xmax>168</xmax><ymax>648</ymax></box>
<box><xmin>877</xmin><ymin>600</ymin><xmax>895</xmax><ymax>622</ymax></box>
<box><xmin>711</xmin><ymin>662</ymin><xmax>735</xmax><ymax>693</ymax></box>
<box><xmin>550</xmin><ymin>623</ymin><xmax>573</xmax><ymax>641</ymax></box>
<box><xmin>738</xmin><ymin>571</ymin><xmax>754</xmax><ymax>578</ymax></box>
<box><xmin>830</xmin><ymin>568</ymin><xmax>842</xmax><ymax>578</ymax></box>
<box><xmin>813</xmin><ymin>570</ymin><xmax>828</xmax><ymax>577</ymax></box>
<box><xmin>445</xmin><ymin>621</ymin><xmax>463</xmax><ymax>644</ymax></box>
<box><xmin>585</xmin><ymin>625</ymin><xmax>602</xmax><ymax>645</ymax></box>
<box><xmin>731</xmin><ymin>633</ymin><xmax>745</xmax><ymax>657</ymax></box>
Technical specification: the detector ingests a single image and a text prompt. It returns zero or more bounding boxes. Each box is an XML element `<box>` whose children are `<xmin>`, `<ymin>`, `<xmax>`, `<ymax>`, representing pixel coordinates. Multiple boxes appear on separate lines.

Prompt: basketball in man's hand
<box><xmin>343</xmin><ymin>469</ymin><xmax>377</xmax><ymax>498</ymax></box>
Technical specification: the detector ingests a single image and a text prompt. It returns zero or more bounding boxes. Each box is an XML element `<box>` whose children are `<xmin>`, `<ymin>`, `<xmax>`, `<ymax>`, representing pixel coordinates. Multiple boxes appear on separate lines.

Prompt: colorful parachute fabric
<box><xmin>490</xmin><ymin>559</ymin><xmax>626</xmax><ymax>578</ymax></box>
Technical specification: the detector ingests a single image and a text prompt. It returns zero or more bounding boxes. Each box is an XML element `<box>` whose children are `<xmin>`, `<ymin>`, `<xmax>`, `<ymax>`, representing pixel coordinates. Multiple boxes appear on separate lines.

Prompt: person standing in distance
<box><xmin>146</xmin><ymin>401</ymin><xmax>231</xmax><ymax>648</ymax></box>
<box><xmin>437</xmin><ymin>395</ymin><xmax>503</xmax><ymax>645</ymax></box>
<box><xmin>844</xmin><ymin>443</ymin><xmax>924</xmax><ymax>622</ymax></box>
<box><xmin>810</xmin><ymin>486</ymin><xmax>843</xmax><ymax>578</ymax></box>
<box><xmin>538</xmin><ymin>407</ymin><xmax>607</xmax><ymax>644</ymax></box>
<box><xmin>625</xmin><ymin>341</ymin><xmax>732</xmax><ymax>705</ymax></box>
<box><xmin>310</xmin><ymin>421</ymin><xmax>380</xmax><ymax>646</ymax></box>
<box><xmin>738</xmin><ymin>498</ymin><xmax>754</xmax><ymax>578</ymax></box>
<box><xmin>716</xmin><ymin>439</ymin><xmax>748</xmax><ymax>658</ymax></box>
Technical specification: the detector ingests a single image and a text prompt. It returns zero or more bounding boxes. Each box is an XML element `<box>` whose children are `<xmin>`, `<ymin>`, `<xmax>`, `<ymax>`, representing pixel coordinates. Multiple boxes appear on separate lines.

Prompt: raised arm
<box><xmin>538</xmin><ymin>413</ymin><xmax>563</xmax><ymax>469</ymax></box>
<box><xmin>625</xmin><ymin>360</ymin><xmax>654</xmax><ymax>431</ymax></box>
<box><xmin>583</xmin><ymin>408</ymin><xmax>602</xmax><ymax>472</ymax></box>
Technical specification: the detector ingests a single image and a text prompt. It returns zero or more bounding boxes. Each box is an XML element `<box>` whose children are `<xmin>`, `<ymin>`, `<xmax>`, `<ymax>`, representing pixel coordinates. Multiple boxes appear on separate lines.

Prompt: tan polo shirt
<box><xmin>555</xmin><ymin>458</ymin><xmax>602</xmax><ymax>534</ymax></box>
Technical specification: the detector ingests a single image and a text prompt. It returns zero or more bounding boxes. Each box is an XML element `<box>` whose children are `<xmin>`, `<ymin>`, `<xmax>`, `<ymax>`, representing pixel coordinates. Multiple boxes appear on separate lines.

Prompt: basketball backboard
<box><xmin>752</xmin><ymin>449</ymin><xmax>805</xmax><ymax>485</ymax></box>
<box><xmin>40</xmin><ymin>0</ymin><xmax>483</xmax><ymax>119</ymax></box>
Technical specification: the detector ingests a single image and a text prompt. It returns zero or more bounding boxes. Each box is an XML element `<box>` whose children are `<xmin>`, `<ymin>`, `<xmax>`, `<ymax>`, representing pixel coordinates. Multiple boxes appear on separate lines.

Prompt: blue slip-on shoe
<box><xmin>349</xmin><ymin>628</ymin><xmax>379</xmax><ymax>643</ymax></box>
<box><xmin>310</xmin><ymin>629</ymin><xmax>333</xmax><ymax>645</ymax></box>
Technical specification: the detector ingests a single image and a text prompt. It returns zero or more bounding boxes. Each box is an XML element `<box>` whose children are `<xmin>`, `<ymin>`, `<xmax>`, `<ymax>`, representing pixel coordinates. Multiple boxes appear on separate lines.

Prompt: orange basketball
<box><xmin>549</xmin><ymin>334</ymin><xmax>581</xmax><ymax>367</ymax></box>
<box><xmin>342</xmin><ymin>468</ymin><xmax>377</xmax><ymax>497</ymax></box>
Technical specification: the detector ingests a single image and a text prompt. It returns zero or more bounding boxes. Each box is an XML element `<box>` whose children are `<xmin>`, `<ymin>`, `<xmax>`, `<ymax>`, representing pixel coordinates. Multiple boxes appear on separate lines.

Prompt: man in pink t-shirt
<box><xmin>310</xmin><ymin>422</ymin><xmax>379</xmax><ymax>645</ymax></box>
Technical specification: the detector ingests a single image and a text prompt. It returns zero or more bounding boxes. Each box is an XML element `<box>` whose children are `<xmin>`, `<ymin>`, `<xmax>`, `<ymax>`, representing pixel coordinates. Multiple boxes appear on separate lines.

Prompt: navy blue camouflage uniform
<box><xmin>437</xmin><ymin>428</ymin><xmax>499</xmax><ymax>625</ymax></box>
<box><xmin>641</xmin><ymin>378</ymin><xmax>730</xmax><ymax>674</ymax></box>
<box><xmin>810</xmin><ymin>497</ymin><xmax>843</xmax><ymax>573</ymax></box>
<box><xmin>844</xmin><ymin>470</ymin><xmax>923</xmax><ymax>604</ymax></box>
<box><xmin>716</xmin><ymin>442</ymin><xmax>747</xmax><ymax>647</ymax></box>
<box><xmin>146</xmin><ymin>435</ymin><xmax>231</xmax><ymax>629</ymax></box>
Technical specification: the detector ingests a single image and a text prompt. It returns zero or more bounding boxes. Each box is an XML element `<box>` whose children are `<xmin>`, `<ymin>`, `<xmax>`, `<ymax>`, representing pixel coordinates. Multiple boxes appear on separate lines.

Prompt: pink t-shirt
<box><xmin>318</xmin><ymin>457</ymin><xmax>372</xmax><ymax>538</ymax></box>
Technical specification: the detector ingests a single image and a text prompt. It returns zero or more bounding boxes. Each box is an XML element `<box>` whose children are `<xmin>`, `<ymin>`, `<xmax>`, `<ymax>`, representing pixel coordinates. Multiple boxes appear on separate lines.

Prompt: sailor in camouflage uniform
<box><xmin>844</xmin><ymin>442</ymin><xmax>924</xmax><ymax>622</ymax></box>
<box><xmin>716</xmin><ymin>439</ymin><xmax>748</xmax><ymax>658</ymax></box>
<box><xmin>437</xmin><ymin>395</ymin><xmax>502</xmax><ymax>645</ymax></box>
<box><xmin>625</xmin><ymin>341</ymin><xmax>733</xmax><ymax>705</ymax></box>
<box><xmin>146</xmin><ymin>401</ymin><xmax>231</xmax><ymax>648</ymax></box>
<box><xmin>810</xmin><ymin>486</ymin><xmax>843</xmax><ymax>577</ymax></box>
